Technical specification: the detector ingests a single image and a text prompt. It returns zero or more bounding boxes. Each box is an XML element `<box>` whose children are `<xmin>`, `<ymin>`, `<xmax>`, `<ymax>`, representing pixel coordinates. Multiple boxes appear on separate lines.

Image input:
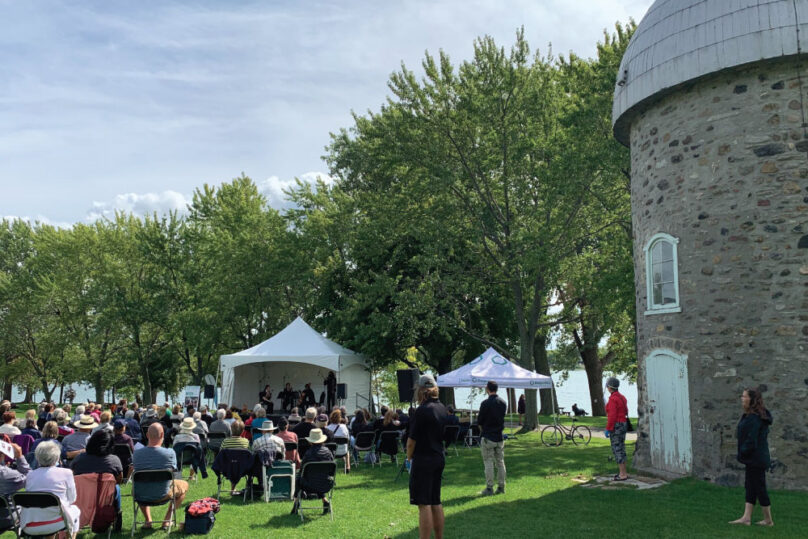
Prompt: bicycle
<box><xmin>540</xmin><ymin>411</ymin><xmax>591</xmax><ymax>447</ymax></box>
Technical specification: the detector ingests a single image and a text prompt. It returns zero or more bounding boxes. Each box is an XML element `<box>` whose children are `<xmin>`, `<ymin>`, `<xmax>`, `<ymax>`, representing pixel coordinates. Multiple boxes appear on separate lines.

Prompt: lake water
<box><xmin>12</xmin><ymin>368</ymin><xmax>637</xmax><ymax>417</ymax></box>
<box><xmin>453</xmin><ymin>369</ymin><xmax>638</xmax><ymax>417</ymax></box>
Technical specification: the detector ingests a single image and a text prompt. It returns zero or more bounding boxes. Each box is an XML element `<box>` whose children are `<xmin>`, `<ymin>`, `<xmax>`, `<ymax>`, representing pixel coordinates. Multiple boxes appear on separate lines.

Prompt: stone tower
<box><xmin>612</xmin><ymin>0</ymin><xmax>808</xmax><ymax>490</ymax></box>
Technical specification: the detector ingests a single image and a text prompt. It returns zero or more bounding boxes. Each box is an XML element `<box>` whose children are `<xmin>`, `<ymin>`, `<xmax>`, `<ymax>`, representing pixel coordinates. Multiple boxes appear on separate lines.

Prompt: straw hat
<box><xmin>257</xmin><ymin>420</ymin><xmax>277</xmax><ymax>432</ymax></box>
<box><xmin>179</xmin><ymin>417</ymin><xmax>197</xmax><ymax>433</ymax></box>
<box><xmin>145</xmin><ymin>408</ymin><xmax>157</xmax><ymax>418</ymax></box>
<box><xmin>305</xmin><ymin>428</ymin><xmax>328</xmax><ymax>444</ymax></box>
<box><xmin>74</xmin><ymin>415</ymin><xmax>99</xmax><ymax>430</ymax></box>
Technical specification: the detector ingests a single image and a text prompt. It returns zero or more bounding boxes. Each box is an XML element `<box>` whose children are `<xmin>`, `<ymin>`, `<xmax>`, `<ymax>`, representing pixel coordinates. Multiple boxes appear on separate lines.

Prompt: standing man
<box><xmin>477</xmin><ymin>380</ymin><xmax>506</xmax><ymax>496</ymax></box>
<box><xmin>604</xmin><ymin>377</ymin><xmax>629</xmax><ymax>481</ymax></box>
<box><xmin>406</xmin><ymin>374</ymin><xmax>447</xmax><ymax>539</ymax></box>
<box><xmin>324</xmin><ymin>372</ymin><xmax>337</xmax><ymax>411</ymax></box>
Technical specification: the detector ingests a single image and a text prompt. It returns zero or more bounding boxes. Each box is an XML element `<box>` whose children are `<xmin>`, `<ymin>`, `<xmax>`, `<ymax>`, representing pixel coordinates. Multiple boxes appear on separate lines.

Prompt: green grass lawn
<box><xmin>5</xmin><ymin>433</ymin><xmax>804</xmax><ymax>538</ymax></box>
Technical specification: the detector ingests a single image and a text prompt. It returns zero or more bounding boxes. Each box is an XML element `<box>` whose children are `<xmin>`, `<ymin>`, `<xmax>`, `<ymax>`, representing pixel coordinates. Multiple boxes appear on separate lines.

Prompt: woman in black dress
<box><xmin>517</xmin><ymin>395</ymin><xmax>525</xmax><ymax>425</ymax></box>
<box><xmin>729</xmin><ymin>387</ymin><xmax>773</xmax><ymax>527</ymax></box>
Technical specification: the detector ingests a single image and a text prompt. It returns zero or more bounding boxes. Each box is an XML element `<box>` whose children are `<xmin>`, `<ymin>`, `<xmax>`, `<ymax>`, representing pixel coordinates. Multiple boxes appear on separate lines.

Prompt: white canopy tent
<box><xmin>437</xmin><ymin>347</ymin><xmax>553</xmax><ymax>390</ymax></box>
<box><xmin>218</xmin><ymin>317</ymin><xmax>371</xmax><ymax>413</ymax></box>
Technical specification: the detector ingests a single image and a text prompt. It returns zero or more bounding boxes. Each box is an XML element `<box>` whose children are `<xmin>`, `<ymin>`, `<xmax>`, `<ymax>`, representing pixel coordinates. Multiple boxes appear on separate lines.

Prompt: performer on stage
<box><xmin>299</xmin><ymin>383</ymin><xmax>316</xmax><ymax>408</ymax></box>
<box><xmin>324</xmin><ymin>371</ymin><xmax>337</xmax><ymax>410</ymax></box>
<box><xmin>278</xmin><ymin>383</ymin><xmax>296</xmax><ymax>413</ymax></box>
<box><xmin>259</xmin><ymin>385</ymin><xmax>274</xmax><ymax>413</ymax></box>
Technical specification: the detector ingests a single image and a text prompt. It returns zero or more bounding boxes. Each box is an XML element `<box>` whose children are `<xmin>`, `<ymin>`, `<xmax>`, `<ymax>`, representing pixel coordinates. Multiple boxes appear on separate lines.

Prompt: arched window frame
<box><xmin>644</xmin><ymin>232</ymin><xmax>681</xmax><ymax>315</ymax></box>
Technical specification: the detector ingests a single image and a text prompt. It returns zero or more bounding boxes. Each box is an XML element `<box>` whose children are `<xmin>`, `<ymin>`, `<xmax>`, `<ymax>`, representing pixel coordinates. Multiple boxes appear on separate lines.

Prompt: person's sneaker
<box><xmin>479</xmin><ymin>487</ymin><xmax>494</xmax><ymax>497</ymax></box>
<box><xmin>495</xmin><ymin>485</ymin><xmax>505</xmax><ymax>495</ymax></box>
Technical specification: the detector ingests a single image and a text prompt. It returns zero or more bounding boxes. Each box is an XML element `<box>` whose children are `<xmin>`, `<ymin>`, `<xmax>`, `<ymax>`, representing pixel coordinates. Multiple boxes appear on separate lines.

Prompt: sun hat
<box><xmin>145</xmin><ymin>408</ymin><xmax>157</xmax><ymax>418</ymax></box>
<box><xmin>305</xmin><ymin>428</ymin><xmax>328</xmax><ymax>444</ymax></box>
<box><xmin>606</xmin><ymin>377</ymin><xmax>620</xmax><ymax>389</ymax></box>
<box><xmin>257</xmin><ymin>420</ymin><xmax>277</xmax><ymax>432</ymax></box>
<box><xmin>417</xmin><ymin>374</ymin><xmax>436</xmax><ymax>388</ymax></box>
<box><xmin>74</xmin><ymin>415</ymin><xmax>99</xmax><ymax>430</ymax></box>
<box><xmin>179</xmin><ymin>417</ymin><xmax>197</xmax><ymax>433</ymax></box>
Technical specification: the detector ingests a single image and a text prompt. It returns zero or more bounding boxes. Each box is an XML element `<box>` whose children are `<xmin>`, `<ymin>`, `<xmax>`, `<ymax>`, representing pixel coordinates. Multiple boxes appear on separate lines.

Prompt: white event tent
<box><xmin>218</xmin><ymin>317</ymin><xmax>371</xmax><ymax>413</ymax></box>
<box><xmin>437</xmin><ymin>347</ymin><xmax>553</xmax><ymax>390</ymax></box>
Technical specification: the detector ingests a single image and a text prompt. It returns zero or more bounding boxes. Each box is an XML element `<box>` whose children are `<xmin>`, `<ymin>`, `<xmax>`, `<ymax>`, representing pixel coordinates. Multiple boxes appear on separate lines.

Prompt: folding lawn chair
<box><xmin>262</xmin><ymin>460</ymin><xmax>295</xmax><ymax>502</ymax></box>
<box><xmin>74</xmin><ymin>472</ymin><xmax>118</xmax><ymax>538</ymax></box>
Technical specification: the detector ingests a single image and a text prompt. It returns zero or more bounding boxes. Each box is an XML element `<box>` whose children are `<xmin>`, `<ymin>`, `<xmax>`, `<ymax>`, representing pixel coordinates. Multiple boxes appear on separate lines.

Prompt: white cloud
<box><xmin>86</xmin><ymin>190</ymin><xmax>190</xmax><ymax>221</ymax></box>
<box><xmin>256</xmin><ymin>171</ymin><xmax>334</xmax><ymax>211</ymax></box>
<box><xmin>2</xmin><ymin>215</ymin><xmax>73</xmax><ymax>229</ymax></box>
<box><xmin>82</xmin><ymin>172</ymin><xmax>334</xmax><ymax>222</ymax></box>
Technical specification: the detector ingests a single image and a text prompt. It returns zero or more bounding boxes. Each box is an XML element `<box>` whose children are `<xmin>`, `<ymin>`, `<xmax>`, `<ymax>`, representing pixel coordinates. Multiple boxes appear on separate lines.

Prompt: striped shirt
<box><xmin>220</xmin><ymin>437</ymin><xmax>249</xmax><ymax>450</ymax></box>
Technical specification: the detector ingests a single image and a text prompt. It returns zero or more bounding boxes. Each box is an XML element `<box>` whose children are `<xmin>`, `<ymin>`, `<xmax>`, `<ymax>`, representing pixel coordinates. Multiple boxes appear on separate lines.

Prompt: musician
<box><xmin>259</xmin><ymin>385</ymin><xmax>274</xmax><ymax>413</ymax></box>
<box><xmin>299</xmin><ymin>383</ymin><xmax>316</xmax><ymax>408</ymax></box>
<box><xmin>278</xmin><ymin>383</ymin><xmax>297</xmax><ymax>413</ymax></box>
<box><xmin>324</xmin><ymin>371</ymin><xmax>337</xmax><ymax>410</ymax></box>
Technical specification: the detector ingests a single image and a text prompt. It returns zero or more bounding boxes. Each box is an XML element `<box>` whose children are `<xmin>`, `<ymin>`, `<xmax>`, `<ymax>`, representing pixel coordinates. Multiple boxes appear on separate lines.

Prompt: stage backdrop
<box><xmin>219</xmin><ymin>317</ymin><xmax>371</xmax><ymax>413</ymax></box>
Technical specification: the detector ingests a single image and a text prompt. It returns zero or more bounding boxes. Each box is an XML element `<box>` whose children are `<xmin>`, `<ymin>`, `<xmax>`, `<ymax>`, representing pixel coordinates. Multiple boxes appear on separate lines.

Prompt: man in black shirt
<box><xmin>406</xmin><ymin>374</ymin><xmax>447</xmax><ymax>539</ymax></box>
<box><xmin>477</xmin><ymin>380</ymin><xmax>507</xmax><ymax>496</ymax></box>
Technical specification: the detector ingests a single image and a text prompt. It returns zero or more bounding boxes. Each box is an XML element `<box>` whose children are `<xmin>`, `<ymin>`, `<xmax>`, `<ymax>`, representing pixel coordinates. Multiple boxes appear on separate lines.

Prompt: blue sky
<box><xmin>0</xmin><ymin>0</ymin><xmax>652</xmax><ymax>226</ymax></box>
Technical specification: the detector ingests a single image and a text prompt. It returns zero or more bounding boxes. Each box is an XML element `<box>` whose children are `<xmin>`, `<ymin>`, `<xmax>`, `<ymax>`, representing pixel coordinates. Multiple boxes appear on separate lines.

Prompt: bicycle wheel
<box><xmin>571</xmin><ymin>425</ymin><xmax>591</xmax><ymax>446</ymax></box>
<box><xmin>541</xmin><ymin>425</ymin><xmax>563</xmax><ymax>447</ymax></box>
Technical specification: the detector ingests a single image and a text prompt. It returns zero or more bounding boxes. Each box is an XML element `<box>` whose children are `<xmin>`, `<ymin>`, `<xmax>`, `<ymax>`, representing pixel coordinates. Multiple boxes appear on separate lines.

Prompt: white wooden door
<box><xmin>646</xmin><ymin>350</ymin><xmax>692</xmax><ymax>474</ymax></box>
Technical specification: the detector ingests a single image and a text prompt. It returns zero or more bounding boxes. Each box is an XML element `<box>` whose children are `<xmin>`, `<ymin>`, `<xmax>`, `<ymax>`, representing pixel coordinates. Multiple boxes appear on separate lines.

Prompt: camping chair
<box><xmin>130</xmin><ymin>469</ymin><xmax>177</xmax><ymax>536</ymax></box>
<box><xmin>74</xmin><ymin>472</ymin><xmax>118</xmax><ymax>538</ymax></box>
<box><xmin>212</xmin><ymin>448</ymin><xmax>256</xmax><ymax>502</ymax></box>
<box><xmin>12</xmin><ymin>492</ymin><xmax>70</xmax><ymax>537</ymax></box>
<box><xmin>295</xmin><ymin>461</ymin><xmax>336</xmax><ymax>521</ymax></box>
<box><xmin>206</xmin><ymin>432</ymin><xmax>227</xmax><ymax>464</ymax></box>
<box><xmin>378</xmin><ymin>431</ymin><xmax>401</xmax><ymax>465</ymax></box>
<box><xmin>464</xmin><ymin>424</ymin><xmax>481</xmax><ymax>448</ymax></box>
<box><xmin>353</xmin><ymin>431</ymin><xmax>377</xmax><ymax>467</ymax></box>
<box><xmin>325</xmin><ymin>442</ymin><xmax>337</xmax><ymax>456</ymax></box>
<box><xmin>112</xmin><ymin>444</ymin><xmax>134</xmax><ymax>483</ymax></box>
<box><xmin>0</xmin><ymin>495</ymin><xmax>18</xmax><ymax>536</ymax></box>
<box><xmin>332</xmin><ymin>436</ymin><xmax>351</xmax><ymax>472</ymax></box>
<box><xmin>444</xmin><ymin>425</ymin><xmax>461</xmax><ymax>456</ymax></box>
<box><xmin>297</xmin><ymin>438</ymin><xmax>311</xmax><ymax>461</ymax></box>
<box><xmin>262</xmin><ymin>460</ymin><xmax>295</xmax><ymax>502</ymax></box>
<box><xmin>11</xmin><ymin>435</ymin><xmax>34</xmax><ymax>458</ymax></box>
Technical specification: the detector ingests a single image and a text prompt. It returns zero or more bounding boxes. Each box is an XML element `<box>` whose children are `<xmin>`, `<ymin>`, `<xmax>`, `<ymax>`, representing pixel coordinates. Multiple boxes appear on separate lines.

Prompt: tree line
<box><xmin>0</xmin><ymin>25</ymin><xmax>635</xmax><ymax>423</ymax></box>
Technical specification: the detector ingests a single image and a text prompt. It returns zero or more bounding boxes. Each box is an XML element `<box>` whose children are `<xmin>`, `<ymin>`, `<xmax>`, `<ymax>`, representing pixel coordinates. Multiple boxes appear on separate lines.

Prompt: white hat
<box><xmin>257</xmin><ymin>420</ymin><xmax>277</xmax><ymax>432</ymax></box>
<box><xmin>305</xmin><ymin>428</ymin><xmax>327</xmax><ymax>444</ymax></box>
<box><xmin>74</xmin><ymin>415</ymin><xmax>99</xmax><ymax>430</ymax></box>
<box><xmin>179</xmin><ymin>417</ymin><xmax>197</xmax><ymax>433</ymax></box>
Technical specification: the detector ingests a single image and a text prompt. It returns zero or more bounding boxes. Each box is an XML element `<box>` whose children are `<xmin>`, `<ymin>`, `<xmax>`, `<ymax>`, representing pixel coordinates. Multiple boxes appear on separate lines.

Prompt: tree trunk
<box><xmin>94</xmin><ymin>373</ymin><xmax>105</xmax><ymax>404</ymax></box>
<box><xmin>2</xmin><ymin>380</ymin><xmax>12</xmax><ymax>401</ymax></box>
<box><xmin>582</xmin><ymin>347</ymin><xmax>606</xmax><ymax>416</ymax></box>
<box><xmin>24</xmin><ymin>386</ymin><xmax>34</xmax><ymax>404</ymax></box>
<box><xmin>532</xmin><ymin>331</ymin><xmax>554</xmax><ymax>415</ymax></box>
<box><xmin>59</xmin><ymin>384</ymin><xmax>64</xmax><ymax>405</ymax></box>
<box><xmin>523</xmin><ymin>389</ymin><xmax>538</xmax><ymax>429</ymax></box>
<box><xmin>506</xmin><ymin>388</ymin><xmax>516</xmax><ymax>414</ymax></box>
<box><xmin>437</xmin><ymin>354</ymin><xmax>455</xmax><ymax>408</ymax></box>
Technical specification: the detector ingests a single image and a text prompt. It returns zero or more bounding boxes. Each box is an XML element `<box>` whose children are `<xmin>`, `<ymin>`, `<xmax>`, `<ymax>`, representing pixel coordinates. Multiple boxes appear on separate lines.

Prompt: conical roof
<box><xmin>613</xmin><ymin>0</ymin><xmax>808</xmax><ymax>145</ymax></box>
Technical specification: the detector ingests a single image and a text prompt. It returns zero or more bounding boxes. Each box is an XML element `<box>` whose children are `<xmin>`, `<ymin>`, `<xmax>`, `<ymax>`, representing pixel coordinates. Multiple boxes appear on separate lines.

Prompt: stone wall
<box><xmin>628</xmin><ymin>56</ymin><xmax>808</xmax><ymax>490</ymax></box>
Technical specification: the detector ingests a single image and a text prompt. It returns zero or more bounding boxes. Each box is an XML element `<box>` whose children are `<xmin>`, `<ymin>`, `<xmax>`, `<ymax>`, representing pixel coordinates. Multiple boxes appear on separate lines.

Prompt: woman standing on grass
<box><xmin>517</xmin><ymin>395</ymin><xmax>525</xmax><ymax>426</ymax></box>
<box><xmin>730</xmin><ymin>387</ymin><xmax>773</xmax><ymax>527</ymax></box>
<box><xmin>604</xmin><ymin>377</ymin><xmax>628</xmax><ymax>481</ymax></box>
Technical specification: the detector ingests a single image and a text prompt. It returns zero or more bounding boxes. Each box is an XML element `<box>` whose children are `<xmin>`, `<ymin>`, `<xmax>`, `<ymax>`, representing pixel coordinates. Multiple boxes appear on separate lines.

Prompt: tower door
<box><xmin>645</xmin><ymin>350</ymin><xmax>692</xmax><ymax>474</ymax></box>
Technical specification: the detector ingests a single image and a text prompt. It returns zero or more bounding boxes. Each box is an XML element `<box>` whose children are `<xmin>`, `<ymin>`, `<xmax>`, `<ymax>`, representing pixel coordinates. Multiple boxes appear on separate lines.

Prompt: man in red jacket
<box><xmin>604</xmin><ymin>377</ymin><xmax>629</xmax><ymax>481</ymax></box>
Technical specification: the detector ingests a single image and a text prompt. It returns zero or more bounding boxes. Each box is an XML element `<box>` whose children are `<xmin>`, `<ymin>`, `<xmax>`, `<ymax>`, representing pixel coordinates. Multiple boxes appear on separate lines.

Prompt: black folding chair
<box><xmin>465</xmin><ymin>424</ymin><xmax>481</xmax><ymax>448</ymax></box>
<box><xmin>0</xmin><ymin>495</ymin><xmax>17</xmax><ymax>535</ymax></box>
<box><xmin>295</xmin><ymin>461</ymin><xmax>337</xmax><ymax>521</ymax></box>
<box><xmin>283</xmin><ymin>441</ymin><xmax>298</xmax><ymax>456</ymax></box>
<box><xmin>12</xmin><ymin>492</ymin><xmax>69</xmax><ymax>537</ymax></box>
<box><xmin>212</xmin><ymin>448</ymin><xmax>255</xmax><ymax>502</ymax></box>
<box><xmin>444</xmin><ymin>425</ymin><xmax>461</xmax><ymax>456</ymax></box>
<box><xmin>378</xmin><ymin>431</ymin><xmax>401</xmax><ymax>465</ymax></box>
<box><xmin>325</xmin><ymin>442</ymin><xmax>337</xmax><ymax>456</ymax></box>
<box><xmin>112</xmin><ymin>443</ymin><xmax>134</xmax><ymax>483</ymax></box>
<box><xmin>206</xmin><ymin>432</ymin><xmax>227</xmax><ymax>464</ymax></box>
<box><xmin>177</xmin><ymin>445</ymin><xmax>199</xmax><ymax>482</ymax></box>
<box><xmin>332</xmin><ymin>436</ymin><xmax>351</xmax><ymax>472</ymax></box>
<box><xmin>353</xmin><ymin>431</ymin><xmax>377</xmax><ymax>467</ymax></box>
<box><xmin>130</xmin><ymin>469</ymin><xmax>177</xmax><ymax>536</ymax></box>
